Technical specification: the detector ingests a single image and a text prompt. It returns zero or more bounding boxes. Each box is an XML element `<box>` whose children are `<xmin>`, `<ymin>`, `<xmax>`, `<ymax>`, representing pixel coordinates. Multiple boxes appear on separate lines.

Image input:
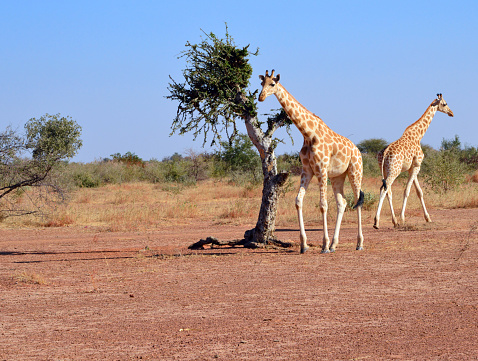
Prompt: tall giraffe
<box><xmin>259</xmin><ymin>70</ymin><xmax>364</xmax><ymax>254</ymax></box>
<box><xmin>373</xmin><ymin>94</ymin><xmax>454</xmax><ymax>229</ymax></box>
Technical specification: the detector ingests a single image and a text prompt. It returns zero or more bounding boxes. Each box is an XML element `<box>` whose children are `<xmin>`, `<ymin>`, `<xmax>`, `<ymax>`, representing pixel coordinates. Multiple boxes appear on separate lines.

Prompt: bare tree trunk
<box><xmin>243</xmin><ymin>116</ymin><xmax>290</xmax><ymax>246</ymax></box>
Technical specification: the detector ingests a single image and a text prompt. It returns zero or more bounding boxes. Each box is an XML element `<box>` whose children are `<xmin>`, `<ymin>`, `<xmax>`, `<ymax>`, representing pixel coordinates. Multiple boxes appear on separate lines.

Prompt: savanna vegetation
<box><xmin>1</xmin><ymin>130</ymin><xmax>477</xmax><ymax>233</ymax></box>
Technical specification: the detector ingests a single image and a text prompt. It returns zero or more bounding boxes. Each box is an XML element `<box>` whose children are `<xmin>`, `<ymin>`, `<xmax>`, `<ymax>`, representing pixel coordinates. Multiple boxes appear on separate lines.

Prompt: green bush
<box><xmin>421</xmin><ymin>150</ymin><xmax>467</xmax><ymax>193</ymax></box>
<box><xmin>277</xmin><ymin>152</ymin><xmax>301</xmax><ymax>175</ymax></box>
<box><xmin>345</xmin><ymin>191</ymin><xmax>378</xmax><ymax>211</ymax></box>
<box><xmin>72</xmin><ymin>171</ymin><xmax>100</xmax><ymax>188</ymax></box>
<box><xmin>362</xmin><ymin>153</ymin><xmax>381</xmax><ymax>177</ymax></box>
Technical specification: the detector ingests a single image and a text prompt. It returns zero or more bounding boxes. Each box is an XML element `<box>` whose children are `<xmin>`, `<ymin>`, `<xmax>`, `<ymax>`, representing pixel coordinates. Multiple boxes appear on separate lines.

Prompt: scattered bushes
<box><xmin>43</xmin><ymin>136</ymin><xmax>478</xmax><ymax>195</ymax></box>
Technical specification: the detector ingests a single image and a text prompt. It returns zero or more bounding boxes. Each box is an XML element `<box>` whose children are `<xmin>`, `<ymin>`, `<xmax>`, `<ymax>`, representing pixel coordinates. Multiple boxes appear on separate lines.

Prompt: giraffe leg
<box><xmin>414</xmin><ymin>175</ymin><xmax>432</xmax><ymax>222</ymax></box>
<box><xmin>317</xmin><ymin>172</ymin><xmax>330</xmax><ymax>254</ymax></box>
<box><xmin>296</xmin><ymin>170</ymin><xmax>312</xmax><ymax>254</ymax></box>
<box><xmin>329</xmin><ymin>175</ymin><xmax>347</xmax><ymax>252</ymax></box>
<box><xmin>347</xmin><ymin>172</ymin><xmax>364</xmax><ymax>250</ymax></box>
<box><xmin>374</xmin><ymin>176</ymin><xmax>398</xmax><ymax>229</ymax></box>
<box><xmin>373</xmin><ymin>187</ymin><xmax>387</xmax><ymax>229</ymax></box>
<box><xmin>400</xmin><ymin>167</ymin><xmax>419</xmax><ymax>225</ymax></box>
<box><xmin>386</xmin><ymin>187</ymin><xmax>399</xmax><ymax>227</ymax></box>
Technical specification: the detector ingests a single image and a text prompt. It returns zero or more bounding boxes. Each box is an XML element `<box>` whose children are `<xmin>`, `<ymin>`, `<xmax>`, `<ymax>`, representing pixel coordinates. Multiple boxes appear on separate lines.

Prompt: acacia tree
<box><xmin>167</xmin><ymin>29</ymin><xmax>292</xmax><ymax>246</ymax></box>
<box><xmin>0</xmin><ymin>114</ymin><xmax>82</xmax><ymax>218</ymax></box>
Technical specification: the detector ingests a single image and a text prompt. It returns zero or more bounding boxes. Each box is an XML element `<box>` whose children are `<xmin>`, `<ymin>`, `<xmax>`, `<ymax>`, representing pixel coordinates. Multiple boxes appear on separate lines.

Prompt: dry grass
<box><xmin>13</xmin><ymin>271</ymin><xmax>48</xmax><ymax>285</ymax></box>
<box><xmin>1</xmin><ymin>176</ymin><xmax>477</xmax><ymax>231</ymax></box>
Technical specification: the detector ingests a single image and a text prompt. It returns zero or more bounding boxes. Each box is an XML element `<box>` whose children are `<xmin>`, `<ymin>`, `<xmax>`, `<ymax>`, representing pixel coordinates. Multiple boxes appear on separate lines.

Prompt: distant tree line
<box><xmin>56</xmin><ymin>134</ymin><xmax>477</xmax><ymax>193</ymax></box>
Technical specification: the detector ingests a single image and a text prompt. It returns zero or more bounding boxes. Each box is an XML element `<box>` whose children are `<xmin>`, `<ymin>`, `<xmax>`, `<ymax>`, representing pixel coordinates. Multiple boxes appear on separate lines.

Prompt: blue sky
<box><xmin>1</xmin><ymin>0</ymin><xmax>477</xmax><ymax>162</ymax></box>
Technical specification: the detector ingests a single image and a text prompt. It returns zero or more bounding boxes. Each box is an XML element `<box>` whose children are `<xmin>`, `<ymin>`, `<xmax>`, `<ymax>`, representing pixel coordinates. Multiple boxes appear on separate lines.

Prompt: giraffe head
<box><xmin>258</xmin><ymin>70</ymin><xmax>281</xmax><ymax>102</ymax></box>
<box><xmin>433</xmin><ymin>93</ymin><xmax>454</xmax><ymax>117</ymax></box>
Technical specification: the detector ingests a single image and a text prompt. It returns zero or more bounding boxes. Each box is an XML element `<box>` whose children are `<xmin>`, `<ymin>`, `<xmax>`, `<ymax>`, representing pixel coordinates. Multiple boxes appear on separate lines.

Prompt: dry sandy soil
<box><xmin>1</xmin><ymin>208</ymin><xmax>478</xmax><ymax>360</ymax></box>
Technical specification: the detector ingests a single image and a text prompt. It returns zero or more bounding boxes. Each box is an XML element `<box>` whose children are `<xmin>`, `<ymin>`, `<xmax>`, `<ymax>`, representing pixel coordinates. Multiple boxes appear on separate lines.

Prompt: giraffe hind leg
<box><xmin>347</xmin><ymin>169</ymin><xmax>364</xmax><ymax>250</ymax></box>
<box><xmin>414</xmin><ymin>176</ymin><xmax>431</xmax><ymax>222</ymax></box>
<box><xmin>329</xmin><ymin>175</ymin><xmax>347</xmax><ymax>252</ymax></box>
<box><xmin>296</xmin><ymin>170</ymin><xmax>312</xmax><ymax>254</ymax></box>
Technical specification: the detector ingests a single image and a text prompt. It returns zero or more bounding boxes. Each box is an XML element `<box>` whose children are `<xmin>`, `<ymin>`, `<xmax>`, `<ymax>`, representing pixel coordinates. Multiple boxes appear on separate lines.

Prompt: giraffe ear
<box><xmin>259</xmin><ymin>75</ymin><xmax>265</xmax><ymax>81</ymax></box>
<box><xmin>274</xmin><ymin>74</ymin><xmax>280</xmax><ymax>82</ymax></box>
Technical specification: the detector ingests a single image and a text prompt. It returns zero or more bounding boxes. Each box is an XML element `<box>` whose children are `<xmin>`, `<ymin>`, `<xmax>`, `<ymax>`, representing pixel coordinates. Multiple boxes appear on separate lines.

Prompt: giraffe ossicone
<box><xmin>373</xmin><ymin>93</ymin><xmax>454</xmax><ymax>229</ymax></box>
<box><xmin>259</xmin><ymin>69</ymin><xmax>365</xmax><ymax>254</ymax></box>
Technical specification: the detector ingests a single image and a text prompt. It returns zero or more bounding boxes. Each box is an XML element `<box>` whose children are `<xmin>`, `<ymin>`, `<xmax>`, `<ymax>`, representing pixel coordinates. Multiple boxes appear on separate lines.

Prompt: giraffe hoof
<box><xmin>300</xmin><ymin>246</ymin><xmax>309</xmax><ymax>254</ymax></box>
<box><xmin>321</xmin><ymin>249</ymin><xmax>330</xmax><ymax>254</ymax></box>
<box><xmin>373</xmin><ymin>225</ymin><xmax>379</xmax><ymax>230</ymax></box>
<box><xmin>356</xmin><ymin>246</ymin><xmax>363</xmax><ymax>251</ymax></box>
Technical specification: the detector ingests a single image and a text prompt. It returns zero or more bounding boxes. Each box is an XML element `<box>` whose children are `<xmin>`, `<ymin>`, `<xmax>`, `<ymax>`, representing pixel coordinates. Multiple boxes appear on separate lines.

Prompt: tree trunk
<box><xmin>243</xmin><ymin>116</ymin><xmax>290</xmax><ymax>245</ymax></box>
<box><xmin>248</xmin><ymin>168</ymin><xmax>289</xmax><ymax>244</ymax></box>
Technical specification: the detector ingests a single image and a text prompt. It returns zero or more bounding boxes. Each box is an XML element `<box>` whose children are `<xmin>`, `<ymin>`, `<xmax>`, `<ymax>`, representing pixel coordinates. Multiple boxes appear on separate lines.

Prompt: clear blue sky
<box><xmin>1</xmin><ymin>0</ymin><xmax>477</xmax><ymax>162</ymax></box>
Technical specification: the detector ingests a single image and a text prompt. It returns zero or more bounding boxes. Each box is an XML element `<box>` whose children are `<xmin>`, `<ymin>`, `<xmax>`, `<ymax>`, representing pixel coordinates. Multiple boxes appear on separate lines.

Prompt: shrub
<box><xmin>345</xmin><ymin>191</ymin><xmax>378</xmax><ymax>211</ymax></box>
<box><xmin>421</xmin><ymin>150</ymin><xmax>467</xmax><ymax>193</ymax></box>
<box><xmin>73</xmin><ymin>171</ymin><xmax>100</xmax><ymax>188</ymax></box>
<box><xmin>362</xmin><ymin>153</ymin><xmax>381</xmax><ymax>177</ymax></box>
<box><xmin>277</xmin><ymin>152</ymin><xmax>301</xmax><ymax>175</ymax></box>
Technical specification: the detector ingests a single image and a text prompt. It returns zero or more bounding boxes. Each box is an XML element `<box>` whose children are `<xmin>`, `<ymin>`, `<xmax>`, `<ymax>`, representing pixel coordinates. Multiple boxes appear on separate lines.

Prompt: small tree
<box><xmin>111</xmin><ymin>151</ymin><xmax>145</xmax><ymax>167</ymax></box>
<box><xmin>356</xmin><ymin>138</ymin><xmax>388</xmax><ymax>154</ymax></box>
<box><xmin>0</xmin><ymin>114</ymin><xmax>82</xmax><ymax>218</ymax></box>
<box><xmin>167</xmin><ymin>28</ymin><xmax>292</xmax><ymax>246</ymax></box>
<box><xmin>216</xmin><ymin>133</ymin><xmax>261</xmax><ymax>184</ymax></box>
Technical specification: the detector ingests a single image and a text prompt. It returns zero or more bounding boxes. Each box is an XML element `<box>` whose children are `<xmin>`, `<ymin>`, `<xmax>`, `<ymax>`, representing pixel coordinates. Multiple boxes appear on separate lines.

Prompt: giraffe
<box><xmin>258</xmin><ymin>70</ymin><xmax>365</xmax><ymax>254</ymax></box>
<box><xmin>373</xmin><ymin>93</ymin><xmax>454</xmax><ymax>229</ymax></box>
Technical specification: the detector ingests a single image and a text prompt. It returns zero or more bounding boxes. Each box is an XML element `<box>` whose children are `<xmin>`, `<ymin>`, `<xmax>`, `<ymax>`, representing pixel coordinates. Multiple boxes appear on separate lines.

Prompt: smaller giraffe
<box><xmin>259</xmin><ymin>70</ymin><xmax>364</xmax><ymax>254</ymax></box>
<box><xmin>373</xmin><ymin>94</ymin><xmax>454</xmax><ymax>229</ymax></box>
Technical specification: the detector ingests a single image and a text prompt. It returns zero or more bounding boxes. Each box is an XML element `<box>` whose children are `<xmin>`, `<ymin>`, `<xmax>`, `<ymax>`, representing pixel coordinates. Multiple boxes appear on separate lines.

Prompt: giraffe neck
<box><xmin>274</xmin><ymin>84</ymin><xmax>324</xmax><ymax>139</ymax></box>
<box><xmin>402</xmin><ymin>103</ymin><xmax>438</xmax><ymax>143</ymax></box>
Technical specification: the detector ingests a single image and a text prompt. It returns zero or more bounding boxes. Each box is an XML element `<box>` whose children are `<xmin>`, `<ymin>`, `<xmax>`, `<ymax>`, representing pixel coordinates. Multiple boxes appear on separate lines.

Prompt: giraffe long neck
<box><xmin>402</xmin><ymin>103</ymin><xmax>438</xmax><ymax>143</ymax></box>
<box><xmin>274</xmin><ymin>84</ymin><xmax>324</xmax><ymax>139</ymax></box>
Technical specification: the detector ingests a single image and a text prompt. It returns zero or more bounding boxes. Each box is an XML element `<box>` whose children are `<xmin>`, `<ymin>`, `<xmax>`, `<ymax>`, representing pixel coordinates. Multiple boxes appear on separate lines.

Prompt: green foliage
<box><xmin>277</xmin><ymin>152</ymin><xmax>301</xmax><ymax>175</ymax></box>
<box><xmin>167</xmin><ymin>26</ymin><xmax>259</xmax><ymax>146</ymax></box>
<box><xmin>420</xmin><ymin>136</ymin><xmax>472</xmax><ymax>193</ymax></box>
<box><xmin>460</xmin><ymin>145</ymin><xmax>478</xmax><ymax>168</ymax></box>
<box><xmin>72</xmin><ymin>171</ymin><xmax>101</xmax><ymax>188</ymax></box>
<box><xmin>1</xmin><ymin>114</ymin><xmax>82</xmax><ymax>218</ymax></box>
<box><xmin>422</xmin><ymin>150</ymin><xmax>467</xmax><ymax>193</ymax></box>
<box><xmin>440</xmin><ymin>135</ymin><xmax>461</xmax><ymax>152</ymax></box>
<box><xmin>110</xmin><ymin>151</ymin><xmax>145</xmax><ymax>167</ymax></box>
<box><xmin>215</xmin><ymin>134</ymin><xmax>262</xmax><ymax>184</ymax></box>
<box><xmin>345</xmin><ymin>191</ymin><xmax>378</xmax><ymax>211</ymax></box>
<box><xmin>361</xmin><ymin>153</ymin><xmax>381</xmax><ymax>177</ymax></box>
<box><xmin>356</xmin><ymin>138</ymin><xmax>388</xmax><ymax>154</ymax></box>
<box><xmin>218</xmin><ymin>134</ymin><xmax>259</xmax><ymax>171</ymax></box>
<box><xmin>24</xmin><ymin>113</ymin><xmax>82</xmax><ymax>165</ymax></box>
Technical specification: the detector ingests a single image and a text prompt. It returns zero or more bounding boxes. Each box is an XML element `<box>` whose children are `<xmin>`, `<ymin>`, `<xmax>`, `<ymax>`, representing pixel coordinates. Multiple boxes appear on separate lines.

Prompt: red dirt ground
<box><xmin>1</xmin><ymin>208</ymin><xmax>478</xmax><ymax>360</ymax></box>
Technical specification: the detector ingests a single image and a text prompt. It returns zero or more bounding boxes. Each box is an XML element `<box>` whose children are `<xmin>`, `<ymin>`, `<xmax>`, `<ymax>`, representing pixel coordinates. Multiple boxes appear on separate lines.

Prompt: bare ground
<box><xmin>1</xmin><ymin>208</ymin><xmax>478</xmax><ymax>360</ymax></box>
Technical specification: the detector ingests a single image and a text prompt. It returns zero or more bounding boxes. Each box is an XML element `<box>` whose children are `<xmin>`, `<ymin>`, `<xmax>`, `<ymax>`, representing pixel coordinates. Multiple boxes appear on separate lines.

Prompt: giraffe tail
<box><xmin>379</xmin><ymin>146</ymin><xmax>389</xmax><ymax>192</ymax></box>
<box><xmin>352</xmin><ymin>190</ymin><xmax>365</xmax><ymax>209</ymax></box>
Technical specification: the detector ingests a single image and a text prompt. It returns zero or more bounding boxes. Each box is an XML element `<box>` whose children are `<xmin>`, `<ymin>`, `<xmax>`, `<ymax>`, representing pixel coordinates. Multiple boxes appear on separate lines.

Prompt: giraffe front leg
<box><xmin>386</xmin><ymin>188</ymin><xmax>399</xmax><ymax>227</ymax></box>
<box><xmin>330</xmin><ymin>175</ymin><xmax>347</xmax><ymax>252</ymax></box>
<box><xmin>296</xmin><ymin>171</ymin><xmax>312</xmax><ymax>254</ymax></box>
